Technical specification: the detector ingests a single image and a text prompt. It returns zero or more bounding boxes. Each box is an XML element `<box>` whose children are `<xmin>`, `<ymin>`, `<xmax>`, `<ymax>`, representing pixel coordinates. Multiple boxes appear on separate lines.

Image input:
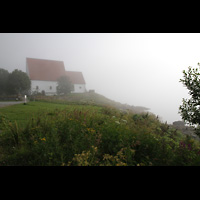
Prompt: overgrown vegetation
<box><xmin>1</xmin><ymin>100</ymin><xmax>200</xmax><ymax>166</ymax></box>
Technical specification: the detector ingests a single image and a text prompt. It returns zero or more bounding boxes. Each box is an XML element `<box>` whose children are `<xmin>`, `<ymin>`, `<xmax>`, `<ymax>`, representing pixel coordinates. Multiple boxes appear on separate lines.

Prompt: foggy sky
<box><xmin>0</xmin><ymin>33</ymin><xmax>199</xmax><ymax>124</ymax></box>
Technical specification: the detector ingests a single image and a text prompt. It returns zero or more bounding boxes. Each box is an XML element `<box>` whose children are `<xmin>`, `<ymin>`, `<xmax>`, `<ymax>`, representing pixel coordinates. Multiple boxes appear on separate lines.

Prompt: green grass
<box><xmin>1</xmin><ymin>99</ymin><xmax>200</xmax><ymax>166</ymax></box>
<box><xmin>0</xmin><ymin>101</ymin><xmax>101</xmax><ymax>128</ymax></box>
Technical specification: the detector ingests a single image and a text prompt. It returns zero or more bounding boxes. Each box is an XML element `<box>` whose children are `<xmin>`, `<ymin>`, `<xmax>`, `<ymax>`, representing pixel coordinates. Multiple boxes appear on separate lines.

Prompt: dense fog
<box><xmin>1</xmin><ymin>33</ymin><xmax>200</xmax><ymax>124</ymax></box>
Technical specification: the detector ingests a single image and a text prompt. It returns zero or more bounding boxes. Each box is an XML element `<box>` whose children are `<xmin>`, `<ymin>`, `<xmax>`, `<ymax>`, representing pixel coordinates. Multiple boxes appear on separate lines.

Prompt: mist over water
<box><xmin>0</xmin><ymin>33</ymin><xmax>199</xmax><ymax>124</ymax></box>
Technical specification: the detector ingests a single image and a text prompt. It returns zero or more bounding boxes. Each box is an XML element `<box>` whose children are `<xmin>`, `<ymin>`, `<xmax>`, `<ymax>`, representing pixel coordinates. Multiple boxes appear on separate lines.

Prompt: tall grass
<box><xmin>1</xmin><ymin>104</ymin><xmax>200</xmax><ymax>166</ymax></box>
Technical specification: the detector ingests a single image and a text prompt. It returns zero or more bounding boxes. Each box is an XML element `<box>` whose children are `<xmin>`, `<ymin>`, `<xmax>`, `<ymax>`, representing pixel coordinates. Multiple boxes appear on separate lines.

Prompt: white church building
<box><xmin>26</xmin><ymin>58</ymin><xmax>86</xmax><ymax>95</ymax></box>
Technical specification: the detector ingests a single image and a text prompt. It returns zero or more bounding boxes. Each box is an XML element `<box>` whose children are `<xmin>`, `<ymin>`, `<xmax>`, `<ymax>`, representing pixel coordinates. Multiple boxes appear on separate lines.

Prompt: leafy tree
<box><xmin>57</xmin><ymin>76</ymin><xmax>73</xmax><ymax>95</ymax></box>
<box><xmin>179</xmin><ymin>63</ymin><xmax>200</xmax><ymax>135</ymax></box>
<box><xmin>0</xmin><ymin>68</ymin><xmax>9</xmax><ymax>95</ymax></box>
<box><xmin>7</xmin><ymin>69</ymin><xmax>31</xmax><ymax>95</ymax></box>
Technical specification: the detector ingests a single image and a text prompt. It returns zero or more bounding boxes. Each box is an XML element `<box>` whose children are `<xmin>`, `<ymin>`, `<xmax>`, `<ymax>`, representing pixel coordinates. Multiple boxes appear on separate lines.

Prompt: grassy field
<box><xmin>0</xmin><ymin>101</ymin><xmax>101</xmax><ymax>128</ymax></box>
<box><xmin>1</xmin><ymin>99</ymin><xmax>200</xmax><ymax>166</ymax></box>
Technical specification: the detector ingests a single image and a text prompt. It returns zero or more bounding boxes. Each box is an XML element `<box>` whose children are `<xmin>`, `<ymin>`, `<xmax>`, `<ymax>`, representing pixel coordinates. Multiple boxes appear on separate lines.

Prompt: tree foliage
<box><xmin>179</xmin><ymin>63</ymin><xmax>200</xmax><ymax>133</ymax></box>
<box><xmin>0</xmin><ymin>68</ymin><xmax>9</xmax><ymax>95</ymax></box>
<box><xmin>7</xmin><ymin>69</ymin><xmax>31</xmax><ymax>95</ymax></box>
<box><xmin>0</xmin><ymin>68</ymin><xmax>31</xmax><ymax>95</ymax></box>
<box><xmin>57</xmin><ymin>76</ymin><xmax>73</xmax><ymax>95</ymax></box>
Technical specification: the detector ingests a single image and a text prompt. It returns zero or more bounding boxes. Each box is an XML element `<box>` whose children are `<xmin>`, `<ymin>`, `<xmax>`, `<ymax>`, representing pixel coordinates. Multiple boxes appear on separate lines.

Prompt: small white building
<box><xmin>26</xmin><ymin>58</ymin><xmax>86</xmax><ymax>95</ymax></box>
<box><xmin>65</xmin><ymin>71</ymin><xmax>86</xmax><ymax>93</ymax></box>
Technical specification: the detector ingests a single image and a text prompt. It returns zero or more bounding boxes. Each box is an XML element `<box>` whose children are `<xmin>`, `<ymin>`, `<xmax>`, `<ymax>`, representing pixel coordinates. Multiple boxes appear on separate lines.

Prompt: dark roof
<box><xmin>26</xmin><ymin>58</ymin><xmax>66</xmax><ymax>81</ymax></box>
<box><xmin>65</xmin><ymin>71</ymin><xmax>86</xmax><ymax>84</ymax></box>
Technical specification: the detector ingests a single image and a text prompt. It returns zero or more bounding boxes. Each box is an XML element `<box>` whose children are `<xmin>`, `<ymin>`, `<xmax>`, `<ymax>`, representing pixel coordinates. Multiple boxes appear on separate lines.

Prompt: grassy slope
<box><xmin>35</xmin><ymin>92</ymin><xmax>150</xmax><ymax>114</ymax></box>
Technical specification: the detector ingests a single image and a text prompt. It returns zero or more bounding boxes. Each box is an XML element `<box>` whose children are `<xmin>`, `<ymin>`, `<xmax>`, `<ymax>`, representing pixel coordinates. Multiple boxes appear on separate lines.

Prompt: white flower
<box><xmin>121</xmin><ymin>119</ymin><xmax>127</xmax><ymax>123</ymax></box>
<box><xmin>115</xmin><ymin>121</ymin><xmax>120</xmax><ymax>125</ymax></box>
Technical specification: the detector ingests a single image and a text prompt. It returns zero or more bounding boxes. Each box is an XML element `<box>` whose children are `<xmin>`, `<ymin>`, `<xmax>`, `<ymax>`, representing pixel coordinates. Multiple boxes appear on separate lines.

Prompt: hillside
<box><xmin>34</xmin><ymin>92</ymin><xmax>150</xmax><ymax>114</ymax></box>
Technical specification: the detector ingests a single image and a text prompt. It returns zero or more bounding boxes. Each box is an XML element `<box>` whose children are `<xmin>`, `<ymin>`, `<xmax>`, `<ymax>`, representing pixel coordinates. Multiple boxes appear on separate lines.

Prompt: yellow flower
<box><xmin>87</xmin><ymin>128</ymin><xmax>95</xmax><ymax>133</ymax></box>
<box><xmin>40</xmin><ymin>137</ymin><xmax>46</xmax><ymax>141</ymax></box>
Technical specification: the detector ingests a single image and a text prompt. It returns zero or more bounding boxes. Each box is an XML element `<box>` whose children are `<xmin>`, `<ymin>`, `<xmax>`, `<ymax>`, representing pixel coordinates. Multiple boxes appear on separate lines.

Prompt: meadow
<box><xmin>0</xmin><ymin>101</ymin><xmax>99</xmax><ymax>128</ymax></box>
<box><xmin>1</xmin><ymin>99</ymin><xmax>200</xmax><ymax>166</ymax></box>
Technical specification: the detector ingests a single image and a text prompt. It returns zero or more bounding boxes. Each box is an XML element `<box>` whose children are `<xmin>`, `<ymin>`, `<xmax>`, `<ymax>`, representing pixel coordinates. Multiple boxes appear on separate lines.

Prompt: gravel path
<box><xmin>0</xmin><ymin>101</ymin><xmax>24</xmax><ymax>108</ymax></box>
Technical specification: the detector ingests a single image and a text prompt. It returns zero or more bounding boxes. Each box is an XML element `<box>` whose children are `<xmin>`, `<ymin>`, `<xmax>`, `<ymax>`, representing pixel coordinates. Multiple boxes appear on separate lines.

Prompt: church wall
<box><xmin>31</xmin><ymin>80</ymin><xmax>86</xmax><ymax>95</ymax></box>
<box><xmin>31</xmin><ymin>80</ymin><xmax>57</xmax><ymax>95</ymax></box>
<box><xmin>72</xmin><ymin>84</ymin><xmax>86</xmax><ymax>93</ymax></box>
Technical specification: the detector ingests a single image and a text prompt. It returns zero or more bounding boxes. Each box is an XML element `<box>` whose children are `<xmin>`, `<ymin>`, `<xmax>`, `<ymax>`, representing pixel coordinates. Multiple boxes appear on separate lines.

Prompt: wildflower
<box><xmin>179</xmin><ymin>141</ymin><xmax>185</xmax><ymax>148</ymax></box>
<box><xmin>87</xmin><ymin>128</ymin><xmax>95</xmax><ymax>133</ymax></box>
<box><xmin>40</xmin><ymin>137</ymin><xmax>46</xmax><ymax>141</ymax></box>
<box><xmin>91</xmin><ymin>146</ymin><xmax>98</xmax><ymax>152</ymax></box>
<box><xmin>187</xmin><ymin>143</ymin><xmax>192</xmax><ymax>151</ymax></box>
<box><xmin>115</xmin><ymin>121</ymin><xmax>120</xmax><ymax>125</ymax></box>
<box><xmin>121</xmin><ymin>119</ymin><xmax>127</xmax><ymax>123</ymax></box>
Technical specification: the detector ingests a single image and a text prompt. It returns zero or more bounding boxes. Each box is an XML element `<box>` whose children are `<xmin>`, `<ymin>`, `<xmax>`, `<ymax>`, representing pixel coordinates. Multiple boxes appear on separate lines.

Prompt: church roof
<box><xmin>26</xmin><ymin>58</ymin><xmax>66</xmax><ymax>81</ymax></box>
<box><xmin>26</xmin><ymin>58</ymin><xmax>85</xmax><ymax>84</ymax></box>
<box><xmin>65</xmin><ymin>71</ymin><xmax>86</xmax><ymax>84</ymax></box>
